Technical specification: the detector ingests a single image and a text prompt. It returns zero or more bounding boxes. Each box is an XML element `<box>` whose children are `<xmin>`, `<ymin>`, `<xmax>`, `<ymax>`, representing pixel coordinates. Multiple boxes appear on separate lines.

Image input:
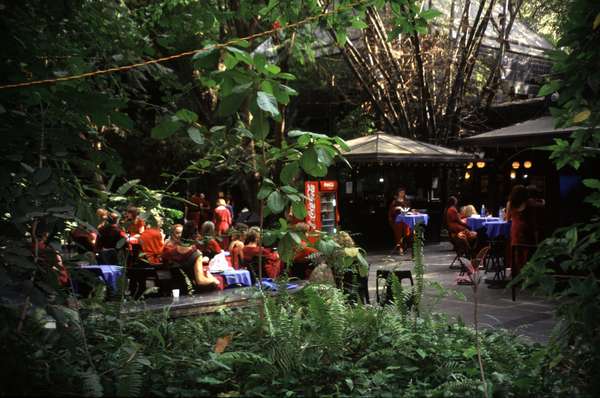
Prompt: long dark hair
<box><xmin>509</xmin><ymin>185</ymin><xmax>529</xmax><ymax>209</ymax></box>
<box><xmin>446</xmin><ymin>196</ymin><xmax>458</xmax><ymax>208</ymax></box>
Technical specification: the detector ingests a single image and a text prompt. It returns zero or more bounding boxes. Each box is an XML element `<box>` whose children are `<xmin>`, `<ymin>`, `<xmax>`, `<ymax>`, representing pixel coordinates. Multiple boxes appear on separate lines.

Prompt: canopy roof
<box><xmin>341</xmin><ymin>132</ymin><xmax>473</xmax><ymax>163</ymax></box>
<box><xmin>462</xmin><ymin>116</ymin><xmax>582</xmax><ymax>147</ymax></box>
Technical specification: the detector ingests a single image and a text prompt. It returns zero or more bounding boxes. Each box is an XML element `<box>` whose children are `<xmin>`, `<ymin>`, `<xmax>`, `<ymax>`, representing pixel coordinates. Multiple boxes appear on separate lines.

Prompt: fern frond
<box><xmin>80</xmin><ymin>368</ymin><xmax>103</xmax><ymax>397</ymax></box>
<box><xmin>115</xmin><ymin>358</ymin><xmax>143</xmax><ymax>397</ymax></box>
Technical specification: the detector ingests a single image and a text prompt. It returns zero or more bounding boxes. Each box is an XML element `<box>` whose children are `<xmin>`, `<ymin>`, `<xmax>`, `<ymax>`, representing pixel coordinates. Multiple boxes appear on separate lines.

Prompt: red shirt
<box><xmin>445</xmin><ymin>206</ymin><xmax>468</xmax><ymax>235</ymax></box>
<box><xmin>96</xmin><ymin>224</ymin><xmax>128</xmax><ymax>251</ymax></box>
<box><xmin>214</xmin><ymin>206</ymin><xmax>232</xmax><ymax>235</ymax></box>
<box><xmin>196</xmin><ymin>238</ymin><xmax>222</xmax><ymax>258</ymax></box>
<box><xmin>243</xmin><ymin>246</ymin><xmax>281</xmax><ymax>278</ymax></box>
<box><xmin>139</xmin><ymin>228</ymin><xmax>164</xmax><ymax>265</ymax></box>
<box><xmin>126</xmin><ymin>218</ymin><xmax>145</xmax><ymax>235</ymax></box>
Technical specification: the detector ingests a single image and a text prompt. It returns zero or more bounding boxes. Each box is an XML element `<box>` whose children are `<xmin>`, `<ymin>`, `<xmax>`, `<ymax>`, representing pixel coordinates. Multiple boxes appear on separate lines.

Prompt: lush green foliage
<box><xmin>1</xmin><ymin>284</ymin><xmax>551</xmax><ymax>397</ymax></box>
<box><xmin>516</xmin><ymin>1</ymin><xmax>600</xmax><ymax>396</ymax></box>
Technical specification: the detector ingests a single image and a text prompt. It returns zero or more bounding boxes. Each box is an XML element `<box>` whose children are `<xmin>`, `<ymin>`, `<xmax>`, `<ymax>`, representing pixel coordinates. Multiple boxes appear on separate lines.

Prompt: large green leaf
<box><xmin>257</xmin><ymin>184</ymin><xmax>273</xmax><ymax>200</ymax></box>
<box><xmin>538</xmin><ymin>80</ymin><xmax>561</xmax><ymax>97</ymax></box>
<box><xmin>111</xmin><ymin>112</ymin><xmax>134</xmax><ymax>130</ymax></box>
<box><xmin>256</xmin><ymin>91</ymin><xmax>280</xmax><ymax>117</ymax></box>
<box><xmin>267</xmin><ymin>190</ymin><xmax>286</xmax><ymax>214</ymax></box>
<box><xmin>301</xmin><ymin>147</ymin><xmax>328</xmax><ymax>177</ymax></box>
<box><xmin>217</xmin><ymin>93</ymin><xmax>248</xmax><ymax>117</ymax></box>
<box><xmin>187</xmin><ymin>127</ymin><xmax>205</xmax><ymax>145</ymax></box>
<box><xmin>292</xmin><ymin>200</ymin><xmax>307</xmax><ymax>219</ymax></box>
<box><xmin>250</xmin><ymin>111</ymin><xmax>269</xmax><ymax>140</ymax></box>
<box><xmin>175</xmin><ymin>109</ymin><xmax>198</xmax><ymax>123</ymax></box>
<box><xmin>419</xmin><ymin>8</ymin><xmax>443</xmax><ymax>21</ymax></box>
<box><xmin>280</xmin><ymin>161</ymin><xmax>299</xmax><ymax>184</ymax></box>
<box><xmin>151</xmin><ymin>118</ymin><xmax>182</xmax><ymax>139</ymax></box>
<box><xmin>192</xmin><ymin>46</ymin><xmax>220</xmax><ymax>70</ymax></box>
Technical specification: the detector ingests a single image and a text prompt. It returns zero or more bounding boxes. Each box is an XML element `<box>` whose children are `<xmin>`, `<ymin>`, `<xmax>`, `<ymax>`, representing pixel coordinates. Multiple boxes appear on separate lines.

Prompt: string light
<box><xmin>465</xmin><ymin>171</ymin><xmax>471</xmax><ymax>180</ymax></box>
<box><xmin>466</xmin><ymin>162</ymin><xmax>473</xmax><ymax>169</ymax></box>
<box><xmin>0</xmin><ymin>0</ymin><xmax>370</xmax><ymax>90</ymax></box>
<box><xmin>476</xmin><ymin>161</ymin><xmax>485</xmax><ymax>168</ymax></box>
<box><xmin>510</xmin><ymin>171</ymin><xmax>516</xmax><ymax>179</ymax></box>
<box><xmin>512</xmin><ymin>161</ymin><xmax>520</xmax><ymax>169</ymax></box>
<box><xmin>524</xmin><ymin>160</ymin><xmax>532</xmax><ymax>169</ymax></box>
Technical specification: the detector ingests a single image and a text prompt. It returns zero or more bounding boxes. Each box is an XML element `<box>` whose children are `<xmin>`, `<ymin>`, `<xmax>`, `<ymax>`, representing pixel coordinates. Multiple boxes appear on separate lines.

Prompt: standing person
<box><xmin>214</xmin><ymin>198</ymin><xmax>232</xmax><ymax>237</ymax></box>
<box><xmin>188</xmin><ymin>192</ymin><xmax>211</xmax><ymax>227</ymax></box>
<box><xmin>388</xmin><ymin>187</ymin><xmax>411</xmax><ymax>255</ymax></box>
<box><xmin>508</xmin><ymin>185</ymin><xmax>545</xmax><ymax>279</ymax></box>
<box><xmin>139</xmin><ymin>216</ymin><xmax>165</xmax><ymax>265</ymax></box>
<box><xmin>225</xmin><ymin>194</ymin><xmax>235</xmax><ymax>220</ymax></box>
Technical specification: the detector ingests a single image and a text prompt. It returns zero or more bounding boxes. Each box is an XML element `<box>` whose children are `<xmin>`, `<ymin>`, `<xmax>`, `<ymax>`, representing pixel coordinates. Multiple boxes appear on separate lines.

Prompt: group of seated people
<box><xmin>67</xmin><ymin>204</ymin><xmax>320</xmax><ymax>296</ymax></box>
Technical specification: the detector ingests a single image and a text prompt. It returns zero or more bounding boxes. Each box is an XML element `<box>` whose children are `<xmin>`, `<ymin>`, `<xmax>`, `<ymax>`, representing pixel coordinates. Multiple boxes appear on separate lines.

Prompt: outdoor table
<box><xmin>395</xmin><ymin>213</ymin><xmax>429</xmax><ymax>231</ymax></box>
<box><xmin>484</xmin><ymin>220</ymin><xmax>511</xmax><ymax>239</ymax></box>
<box><xmin>467</xmin><ymin>216</ymin><xmax>500</xmax><ymax>231</ymax></box>
<box><xmin>80</xmin><ymin>264</ymin><xmax>123</xmax><ymax>292</ymax></box>
<box><xmin>221</xmin><ymin>269</ymin><xmax>252</xmax><ymax>287</ymax></box>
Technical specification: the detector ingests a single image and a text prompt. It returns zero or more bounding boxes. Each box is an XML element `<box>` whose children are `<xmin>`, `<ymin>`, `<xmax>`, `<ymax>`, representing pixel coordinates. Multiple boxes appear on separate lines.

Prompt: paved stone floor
<box><xmin>367</xmin><ymin>242</ymin><xmax>556</xmax><ymax>344</ymax></box>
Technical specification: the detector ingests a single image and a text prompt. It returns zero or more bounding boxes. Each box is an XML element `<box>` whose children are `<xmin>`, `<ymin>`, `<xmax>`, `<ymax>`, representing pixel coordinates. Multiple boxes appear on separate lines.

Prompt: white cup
<box><xmin>172</xmin><ymin>289</ymin><xmax>180</xmax><ymax>299</ymax></box>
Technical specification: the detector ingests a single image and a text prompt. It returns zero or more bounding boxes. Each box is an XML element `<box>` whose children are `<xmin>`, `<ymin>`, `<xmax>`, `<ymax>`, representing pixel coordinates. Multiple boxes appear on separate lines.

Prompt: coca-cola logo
<box><xmin>307</xmin><ymin>184</ymin><xmax>316</xmax><ymax>228</ymax></box>
<box><xmin>321</xmin><ymin>181</ymin><xmax>335</xmax><ymax>190</ymax></box>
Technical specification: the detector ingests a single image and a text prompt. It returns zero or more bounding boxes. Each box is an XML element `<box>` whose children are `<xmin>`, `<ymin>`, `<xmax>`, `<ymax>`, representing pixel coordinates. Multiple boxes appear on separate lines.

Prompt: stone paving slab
<box><xmin>367</xmin><ymin>242</ymin><xmax>556</xmax><ymax>344</ymax></box>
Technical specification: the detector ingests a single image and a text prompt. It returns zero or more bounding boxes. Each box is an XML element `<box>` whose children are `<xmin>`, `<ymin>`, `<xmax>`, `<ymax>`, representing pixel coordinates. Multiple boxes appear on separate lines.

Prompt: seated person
<box><xmin>124</xmin><ymin>205</ymin><xmax>145</xmax><ymax>237</ymax></box>
<box><xmin>33</xmin><ymin>222</ymin><xmax>69</xmax><ymax>287</ymax></box>
<box><xmin>460</xmin><ymin>204</ymin><xmax>477</xmax><ymax>220</ymax></box>
<box><xmin>139</xmin><ymin>216</ymin><xmax>165</xmax><ymax>265</ymax></box>
<box><xmin>163</xmin><ymin>223</ymin><xmax>183</xmax><ymax>253</ymax></box>
<box><xmin>96</xmin><ymin>213</ymin><xmax>129</xmax><ymax>263</ymax></box>
<box><xmin>228</xmin><ymin>224</ymin><xmax>248</xmax><ymax>270</ymax></box>
<box><xmin>162</xmin><ymin>221</ymin><xmax>221</xmax><ymax>293</ymax></box>
<box><xmin>290</xmin><ymin>222</ymin><xmax>318</xmax><ymax>279</ymax></box>
<box><xmin>197</xmin><ymin>221</ymin><xmax>222</xmax><ymax>258</ymax></box>
<box><xmin>445</xmin><ymin>196</ymin><xmax>477</xmax><ymax>242</ymax></box>
<box><xmin>96</xmin><ymin>208</ymin><xmax>109</xmax><ymax>229</ymax></box>
<box><xmin>243</xmin><ymin>228</ymin><xmax>281</xmax><ymax>279</ymax></box>
<box><xmin>70</xmin><ymin>224</ymin><xmax>96</xmax><ymax>254</ymax></box>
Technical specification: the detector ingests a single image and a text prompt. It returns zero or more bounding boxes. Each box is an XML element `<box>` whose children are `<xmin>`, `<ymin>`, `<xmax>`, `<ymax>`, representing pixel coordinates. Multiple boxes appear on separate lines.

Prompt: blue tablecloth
<box><xmin>257</xmin><ymin>278</ymin><xmax>299</xmax><ymax>291</ymax></box>
<box><xmin>484</xmin><ymin>221</ymin><xmax>511</xmax><ymax>239</ymax></box>
<box><xmin>80</xmin><ymin>265</ymin><xmax>123</xmax><ymax>292</ymax></box>
<box><xmin>467</xmin><ymin>216</ymin><xmax>500</xmax><ymax>231</ymax></box>
<box><xmin>395</xmin><ymin>214</ymin><xmax>429</xmax><ymax>231</ymax></box>
<box><xmin>221</xmin><ymin>269</ymin><xmax>252</xmax><ymax>287</ymax></box>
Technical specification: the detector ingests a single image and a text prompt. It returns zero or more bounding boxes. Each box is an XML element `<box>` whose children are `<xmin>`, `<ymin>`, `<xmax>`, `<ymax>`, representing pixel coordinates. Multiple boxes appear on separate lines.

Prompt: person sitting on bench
<box><xmin>162</xmin><ymin>221</ymin><xmax>221</xmax><ymax>293</ymax></box>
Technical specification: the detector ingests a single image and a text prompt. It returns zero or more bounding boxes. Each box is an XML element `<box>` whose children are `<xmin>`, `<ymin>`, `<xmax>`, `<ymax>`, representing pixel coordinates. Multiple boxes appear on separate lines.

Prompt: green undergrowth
<box><xmin>0</xmin><ymin>283</ymin><xmax>569</xmax><ymax>397</ymax></box>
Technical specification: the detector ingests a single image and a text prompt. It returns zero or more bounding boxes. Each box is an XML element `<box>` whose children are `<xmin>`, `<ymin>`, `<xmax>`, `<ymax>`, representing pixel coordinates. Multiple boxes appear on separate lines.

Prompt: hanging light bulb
<box><xmin>476</xmin><ymin>161</ymin><xmax>486</xmax><ymax>168</ymax></box>
<box><xmin>465</xmin><ymin>171</ymin><xmax>471</xmax><ymax>180</ymax></box>
<box><xmin>512</xmin><ymin>161</ymin><xmax>520</xmax><ymax>169</ymax></box>
<box><xmin>510</xmin><ymin>171</ymin><xmax>516</xmax><ymax>179</ymax></box>
<box><xmin>524</xmin><ymin>160</ymin><xmax>532</xmax><ymax>169</ymax></box>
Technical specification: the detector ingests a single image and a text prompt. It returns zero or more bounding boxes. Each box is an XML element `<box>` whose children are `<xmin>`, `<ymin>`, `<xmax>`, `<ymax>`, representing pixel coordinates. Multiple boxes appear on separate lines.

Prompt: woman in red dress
<box><xmin>214</xmin><ymin>199</ymin><xmax>232</xmax><ymax>235</ymax></box>
<box><xmin>388</xmin><ymin>188</ymin><xmax>411</xmax><ymax>255</ymax></box>
<box><xmin>508</xmin><ymin>185</ymin><xmax>545</xmax><ymax>278</ymax></box>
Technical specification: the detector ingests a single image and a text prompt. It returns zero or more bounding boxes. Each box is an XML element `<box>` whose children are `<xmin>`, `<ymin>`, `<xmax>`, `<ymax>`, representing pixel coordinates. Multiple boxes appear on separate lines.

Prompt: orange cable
<box><xmin>0</xmin><ymin>0</ymin><xmax>369</xmax><ymax>90</ymax></box>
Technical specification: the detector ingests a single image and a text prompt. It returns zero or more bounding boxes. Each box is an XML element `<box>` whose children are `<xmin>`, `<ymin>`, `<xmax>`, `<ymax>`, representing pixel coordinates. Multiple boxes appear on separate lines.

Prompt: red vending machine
<box><xmin>305</xmin><ymin>180</ymin><xmax>340</xmax><ymax>235</ymax></box>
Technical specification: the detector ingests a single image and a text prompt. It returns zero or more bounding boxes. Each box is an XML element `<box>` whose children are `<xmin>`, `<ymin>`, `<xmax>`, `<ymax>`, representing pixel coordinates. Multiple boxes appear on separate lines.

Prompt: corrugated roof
<box><xmin>342</xmin><ymin>132</ymin><xmax>474</xmax><ymax>162</ymax></box>
<box><xmin>462</xmin><ymin>116</ymin><xmax>579</xmax><ymax>146</ymax></box>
